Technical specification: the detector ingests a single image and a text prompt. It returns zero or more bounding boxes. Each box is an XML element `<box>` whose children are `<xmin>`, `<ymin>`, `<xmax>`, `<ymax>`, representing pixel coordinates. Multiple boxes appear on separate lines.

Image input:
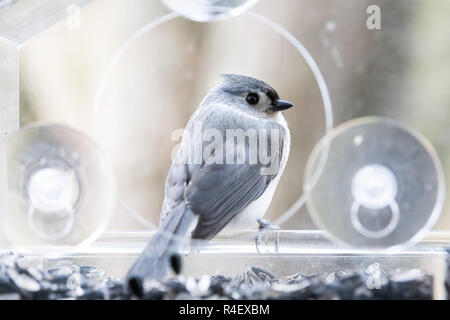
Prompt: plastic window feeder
<box><xmin>0</xmin><ymin>0</ymin><xmax>449</xmax><ymax>301</ymax></box>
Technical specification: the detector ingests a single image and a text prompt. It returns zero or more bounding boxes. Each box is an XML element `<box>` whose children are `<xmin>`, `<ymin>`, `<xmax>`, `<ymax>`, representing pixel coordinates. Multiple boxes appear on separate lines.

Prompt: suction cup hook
<box><xmin>161</xmin><ymin>0</ymin><xmax>260</xmax><ymax>22</ymax></box>
<box><xmin>304</xmin><ymin>117</ymin><xmax>445</xmax><ymax>249</ymax></box>
<box><xmin>0</xmin><ymin>123</ymin><xmax>116</xmax><ymax>252</ymax></box>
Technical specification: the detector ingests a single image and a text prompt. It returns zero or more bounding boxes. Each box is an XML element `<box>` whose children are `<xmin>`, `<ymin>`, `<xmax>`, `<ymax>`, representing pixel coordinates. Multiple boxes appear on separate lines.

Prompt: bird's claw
<box><xmin>255</xmin><ymin>219</ymin><xmax>280</xmax><ymax>254</ymax></box>
<box><xmin>189</xmin><ymin>238</ymin><xmax>203</xmax><ymax>254</ymax></box>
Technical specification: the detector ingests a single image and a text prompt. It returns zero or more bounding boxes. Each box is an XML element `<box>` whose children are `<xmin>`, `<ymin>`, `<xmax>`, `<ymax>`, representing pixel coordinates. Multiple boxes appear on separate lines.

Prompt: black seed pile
<box><xmin>0</xmin><ymin>252</ymin><xmax>130</xmax><ymax>300</ymax></box>
<box><xmin>0</xmin><ymin>252</ymin><xmax>434</xmax><ymax>300</ymax></box>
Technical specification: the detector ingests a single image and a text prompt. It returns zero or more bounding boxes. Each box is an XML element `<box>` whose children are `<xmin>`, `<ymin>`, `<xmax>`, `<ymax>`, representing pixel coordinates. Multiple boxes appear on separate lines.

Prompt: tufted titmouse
<box><xmin>127</xmin><ymin>74</ymin><xmax>293</xmax><ymax>290</ymax></box>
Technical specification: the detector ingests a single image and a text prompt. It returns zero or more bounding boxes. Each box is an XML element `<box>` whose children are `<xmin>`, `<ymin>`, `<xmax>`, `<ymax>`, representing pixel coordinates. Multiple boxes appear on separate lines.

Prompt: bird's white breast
<box><xmin>219</xmin><ymin>112</ymin><xmax>291</xmax><ymax>234</ymax></box>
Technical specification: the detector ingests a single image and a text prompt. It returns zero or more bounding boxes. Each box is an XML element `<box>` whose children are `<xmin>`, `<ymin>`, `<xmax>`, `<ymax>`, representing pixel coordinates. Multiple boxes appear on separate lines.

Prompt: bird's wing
<box><xmin>185</xmin><ymin>163</ymin><xmax>278</xmax><ymax>240</ymax></box>
<box><xmin>160</xmin><ymin>105</ymin><xmax>286</xmax><ymax>236</ymax></box>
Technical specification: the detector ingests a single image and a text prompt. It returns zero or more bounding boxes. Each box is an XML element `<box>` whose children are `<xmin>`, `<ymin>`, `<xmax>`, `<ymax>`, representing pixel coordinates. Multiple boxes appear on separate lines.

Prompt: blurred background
<box><xmin>3</xmin><ymin>0</ymin><xmax>450</xmax><ymax>230</ymax></box>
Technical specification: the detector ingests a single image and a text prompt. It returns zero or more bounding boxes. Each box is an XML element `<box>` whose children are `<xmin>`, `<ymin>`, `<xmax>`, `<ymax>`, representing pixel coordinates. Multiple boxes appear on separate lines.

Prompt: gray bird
<box><xmin>127</xmin><ymin>74</ymin><xmax>293</xmax><ymax>292</ymax></box>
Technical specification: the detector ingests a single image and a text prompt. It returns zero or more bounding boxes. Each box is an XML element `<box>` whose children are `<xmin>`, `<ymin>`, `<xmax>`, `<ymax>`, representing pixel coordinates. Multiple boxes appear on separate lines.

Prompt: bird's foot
<box><xmin>189</xmin><ymin>238</ymin><xmax>203</xmax><ymax>254</ymax></box>
<box><xmin>255</xmin><ymin>219</ymin><xmax>280</xmax><ymax>254</ymax></box>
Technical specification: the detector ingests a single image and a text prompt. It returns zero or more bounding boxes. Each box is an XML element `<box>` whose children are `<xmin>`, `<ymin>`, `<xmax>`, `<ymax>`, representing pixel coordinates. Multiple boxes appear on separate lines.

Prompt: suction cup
<box><xmin>0</xmin><ymin>123</ymin><xmax>116</xmax><ymax>251</ymax></box>
<box><xmin>304</xmin><ymin>117</ymin><xmax>445</xmax><ymax>249</ymax></box>
<box><xmin>162</xmin><ymin>0</ymin><xmax>259</xmax><ymax>22</ymax></box>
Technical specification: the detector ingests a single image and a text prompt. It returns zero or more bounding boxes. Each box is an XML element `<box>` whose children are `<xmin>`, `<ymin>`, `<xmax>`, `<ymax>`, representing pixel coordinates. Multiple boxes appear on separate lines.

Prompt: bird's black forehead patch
<box><xmin>265</xmin><ymin>89</ymin><xmax>279</xmax><ymax>104</ymax></box>
<box><xmin>220</xmin><ymin>74</ymin><xmax>280</xmax><ymax>102</ymax></box>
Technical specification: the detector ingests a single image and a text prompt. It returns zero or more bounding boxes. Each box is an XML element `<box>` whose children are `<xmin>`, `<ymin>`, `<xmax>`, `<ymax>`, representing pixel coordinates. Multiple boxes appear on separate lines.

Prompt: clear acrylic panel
<box><xmin>5</xmin><ymin>0</ymin><xmax>449</xmax><ymax>232</ymax></box>
<box><xmin>0</xmin><ymin>0</ymin><xmax>450</xmax><ymax>300</ymax></box>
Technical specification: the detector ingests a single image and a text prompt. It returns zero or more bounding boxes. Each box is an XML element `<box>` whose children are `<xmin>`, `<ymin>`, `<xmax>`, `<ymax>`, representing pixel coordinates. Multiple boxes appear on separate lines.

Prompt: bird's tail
<box><xmin>126</xmin><ymin>203</ymin><xmax>196</xmax><ymax>295</ymax></box>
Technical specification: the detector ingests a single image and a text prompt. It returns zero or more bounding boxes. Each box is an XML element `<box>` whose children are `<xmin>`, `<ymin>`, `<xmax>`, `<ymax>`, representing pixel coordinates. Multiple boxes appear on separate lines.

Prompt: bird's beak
<box><xmin>270</xmin><ymin>99</ymin><xmax>294</xmax><ymax>112</ymax></box>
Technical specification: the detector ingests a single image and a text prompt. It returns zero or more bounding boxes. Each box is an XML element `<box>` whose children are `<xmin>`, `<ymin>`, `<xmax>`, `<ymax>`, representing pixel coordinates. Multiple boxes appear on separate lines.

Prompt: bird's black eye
<box><xmin>246</xmin><ymin>93</ymin><xmax>259</xmax><ymax>105</ymax></box>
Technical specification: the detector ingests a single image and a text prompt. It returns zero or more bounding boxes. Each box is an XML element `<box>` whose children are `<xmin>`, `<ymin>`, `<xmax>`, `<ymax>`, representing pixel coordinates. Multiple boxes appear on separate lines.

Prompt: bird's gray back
<box><xmin>160</xmin><ymin>102</ymin><xmax>286</xmax><ymax>225</ymax></box>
